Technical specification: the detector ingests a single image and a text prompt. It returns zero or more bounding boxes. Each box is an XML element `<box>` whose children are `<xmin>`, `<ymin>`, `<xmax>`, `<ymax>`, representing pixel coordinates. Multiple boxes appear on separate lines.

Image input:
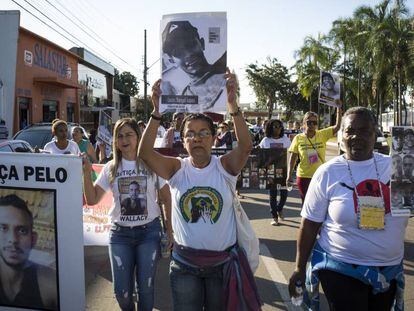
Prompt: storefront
<box><xmin>70</xmin><ymin>47</ymin><xmax>114</xmax><ymax>131</ymax></box>
<box><xmin>13</xmin><ymin>27</ymin><xmax>80</xmax><ymax>134</ymax></box>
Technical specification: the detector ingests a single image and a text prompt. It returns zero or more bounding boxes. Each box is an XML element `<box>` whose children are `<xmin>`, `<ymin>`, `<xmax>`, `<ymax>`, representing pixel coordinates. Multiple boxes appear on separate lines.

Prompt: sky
<box><xmin>1</xmin><ymin>0</ymin><xmax>413</xmax><ymax>104</ymax></box>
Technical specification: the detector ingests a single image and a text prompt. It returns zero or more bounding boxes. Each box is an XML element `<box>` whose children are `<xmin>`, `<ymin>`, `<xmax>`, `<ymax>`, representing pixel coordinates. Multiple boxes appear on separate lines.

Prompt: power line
<box><xmin>11</xmin><ymin>0</ymin><xmax>132</xmax><ymax>74</ymax></box>
<box><xmin>46</xmin><ymin>0</ymin><xmax>140</xmax><ymax>72</ymax></box>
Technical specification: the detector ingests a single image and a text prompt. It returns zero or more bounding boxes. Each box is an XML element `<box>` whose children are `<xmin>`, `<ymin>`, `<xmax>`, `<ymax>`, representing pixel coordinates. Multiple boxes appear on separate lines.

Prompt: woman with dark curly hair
<box><xmin>259</xmin><ymin>119</ymin><xmax>291</xmax><ymax>225</ymax></box>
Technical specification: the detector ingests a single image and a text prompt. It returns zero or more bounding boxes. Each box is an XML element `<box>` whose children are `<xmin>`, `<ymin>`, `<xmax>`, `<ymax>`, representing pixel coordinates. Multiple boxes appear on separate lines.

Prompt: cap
<box><xmin>162</xmin><ymin>21</ymin><xmax>200</xmax><ymax>55</ymax></box>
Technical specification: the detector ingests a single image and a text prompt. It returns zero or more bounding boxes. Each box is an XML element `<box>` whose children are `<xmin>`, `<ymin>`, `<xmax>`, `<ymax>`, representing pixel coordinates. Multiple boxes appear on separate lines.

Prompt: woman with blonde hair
<box><xmin>82</xmin><ymin>118</ymin><xmax>172</xmax><ymax>311</ymax></box>
<box><xmin>286</xmin><ymin>104</ymin><xmax>342</xmax><ymax>203</ymax></box>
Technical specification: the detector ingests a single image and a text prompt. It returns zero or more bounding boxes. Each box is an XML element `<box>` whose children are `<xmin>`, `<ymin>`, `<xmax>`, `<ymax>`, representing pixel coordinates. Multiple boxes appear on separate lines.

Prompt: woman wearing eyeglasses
<box><xmin>259</xmin><ymin>119</ymin><xmax>291</xmax><ymax>225</ymax></box>
<box><xmin>138</xmin><ymin>70</ymin><xmax>262</xmax><ymax>310</ymax></box>
<box><xmin>286</xmin><ymin>104</ymin><xmax>342</xmax><ymax>203</ymax></box>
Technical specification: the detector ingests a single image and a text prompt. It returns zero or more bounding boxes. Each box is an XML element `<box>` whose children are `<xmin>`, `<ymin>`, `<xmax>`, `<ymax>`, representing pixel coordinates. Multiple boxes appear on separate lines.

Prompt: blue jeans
<box><xmin>109</xmin><ymin>219</ymin><xmax>161</xmax><ymax>311</ymax></box>
<box><xmin>169</xmin><ymin>258</ymin><xmax>225</xmax><ymax>311</ymax></box>
<box><xmin>269</xmin><ymin>188</ymin><xmax>288</xmax><ymax>219</ymax></box>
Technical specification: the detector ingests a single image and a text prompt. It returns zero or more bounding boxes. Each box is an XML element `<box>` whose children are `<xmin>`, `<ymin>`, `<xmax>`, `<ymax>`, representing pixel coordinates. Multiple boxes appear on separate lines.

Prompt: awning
<box><xmin>33</xmin><ymin>77</ymin><xmax>81</xmax><ymax>89</ymax></box>
<box><xmin>80</xmin><ymin>106</ymin><xmax>115</xmax><ymax>112</ymax></box>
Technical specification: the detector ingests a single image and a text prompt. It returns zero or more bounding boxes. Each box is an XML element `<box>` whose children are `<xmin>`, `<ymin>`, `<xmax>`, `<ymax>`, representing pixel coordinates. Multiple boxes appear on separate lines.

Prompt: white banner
<box><xmin>83</xmin><ymin>164</ymin><xmax>111</xmax><ymax>246</ymax></box>
<box><xmin>160</xmin><ymin>12</ymin><xmax>227</xmax><ymax>113</ymax></box>
<box><xmin>0</xmin><ymin>153</ymin><xmax>85</xmax><ymax>311</ymax></box>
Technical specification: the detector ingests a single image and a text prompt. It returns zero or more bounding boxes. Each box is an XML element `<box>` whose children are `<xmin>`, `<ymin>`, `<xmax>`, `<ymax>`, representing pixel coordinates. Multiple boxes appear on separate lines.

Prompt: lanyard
<box><xmin>344</xmin><ymin>155</ymin><xmax>385</xmax><ymax>208</ymax></box>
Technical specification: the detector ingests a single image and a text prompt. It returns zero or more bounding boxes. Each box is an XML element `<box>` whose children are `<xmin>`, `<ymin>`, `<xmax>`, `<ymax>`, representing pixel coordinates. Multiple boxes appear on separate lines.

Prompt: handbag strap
<box><xmin>155</xmin><ymin>176</ymin><xmax>167</xmax><ymax>234</ymax></box>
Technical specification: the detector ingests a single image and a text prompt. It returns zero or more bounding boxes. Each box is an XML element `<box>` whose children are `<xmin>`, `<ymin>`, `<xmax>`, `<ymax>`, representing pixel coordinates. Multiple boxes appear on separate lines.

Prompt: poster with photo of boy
<box><xmin>318</xmin><ymin>71</ymin><xmax>341</xmax><ymax>108</ymax></box>
<box><xmin>160</xmin><ymin>12</ymin><xmax>227</xmax><ymax>113</ymax></box>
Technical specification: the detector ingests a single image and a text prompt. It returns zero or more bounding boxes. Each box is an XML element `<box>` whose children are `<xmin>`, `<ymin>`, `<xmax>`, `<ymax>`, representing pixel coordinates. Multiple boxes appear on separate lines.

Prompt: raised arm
<box><xmin>138</xmin><ymin>79</ymin><xmax>180</xmax><ymax>180</ymax></box>
<box><xmin>82</xmin><ymin>158</ymin><xmax>106</xmax><ymax>205</ymax></box>
<box><xmin>332</xmin><ymin>100</ymin><xmax>343</xmax><ymax>135</ymax></box>
<box><xmin>221</xmin><ymin>70</ymin><xmax>253</xmax><ymax>175</ymax></box>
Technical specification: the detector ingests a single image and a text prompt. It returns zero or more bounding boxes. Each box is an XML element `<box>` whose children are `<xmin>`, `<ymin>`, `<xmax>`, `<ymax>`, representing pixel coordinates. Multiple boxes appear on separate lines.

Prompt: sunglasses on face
<box><xmin>184</xmin><ymin>129</ymin><xmax>211</xmax><ymax>140</ymax></box>
<box><xmin>306</xmin><ymin>120</ymin><xmax>318</xmax><ymax>126</ymax></box>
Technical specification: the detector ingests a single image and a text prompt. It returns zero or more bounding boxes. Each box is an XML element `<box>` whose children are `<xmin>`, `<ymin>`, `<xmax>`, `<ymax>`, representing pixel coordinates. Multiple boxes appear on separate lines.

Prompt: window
<box><xmin>43</xmin><ymin>100</ymin><xmax>58</xmax><ymax>122</ymax></box>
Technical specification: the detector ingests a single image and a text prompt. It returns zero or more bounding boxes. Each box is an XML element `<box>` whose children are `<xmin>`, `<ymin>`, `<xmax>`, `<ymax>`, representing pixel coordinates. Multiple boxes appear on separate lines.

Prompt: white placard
<box><xmin>0</xmin><ymin>153</ymin><xmax>85</xmax><ymax>311</ymax></box>
<box><xmin>318</xmin><ymin>71</ymin><xmax>341</xmax><ymax>107</ymax></box>
<box><xmin>160</xmin><ymin>12</ymin><xmax>227</xmax><ymax>113</ymax></box>
<box><xmin>390</xmin><ymin>126</ymin><xmax>414</xmax><ymax>216</ymax></box>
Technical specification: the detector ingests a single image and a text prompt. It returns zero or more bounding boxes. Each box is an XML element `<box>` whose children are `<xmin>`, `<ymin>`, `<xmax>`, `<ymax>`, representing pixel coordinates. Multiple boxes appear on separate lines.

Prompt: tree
<box><xmin>114</xmin><ymin>69</ymin><xmax>139</xmax><ymax>96</ymax></box>
<box><xmin>246</xmin><ymin>57</ymin><xmax>292</xmax><ymax>119</ymax></box>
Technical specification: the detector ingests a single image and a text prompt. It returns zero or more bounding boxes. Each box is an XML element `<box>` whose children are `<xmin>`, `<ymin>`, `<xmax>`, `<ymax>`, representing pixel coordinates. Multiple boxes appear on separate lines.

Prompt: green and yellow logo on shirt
<box><xmin>179</xmin><ymin>187</ymin><xmax>223</xmax><ymax>224</ymax></box>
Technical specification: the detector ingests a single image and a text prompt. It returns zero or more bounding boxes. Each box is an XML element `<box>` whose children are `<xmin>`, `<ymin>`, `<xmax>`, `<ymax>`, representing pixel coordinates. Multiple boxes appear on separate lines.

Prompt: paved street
<box><xmin>84</xmin><ymin>145</ymin><xmax>414</xmax><ymax>310</ymax></box>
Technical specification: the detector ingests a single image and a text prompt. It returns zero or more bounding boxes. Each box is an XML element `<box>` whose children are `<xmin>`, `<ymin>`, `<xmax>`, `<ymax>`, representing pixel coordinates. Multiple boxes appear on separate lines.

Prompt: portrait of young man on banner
<box><xmin>1</xmin><ymin>152</ymin><xmax>85</xmax><ymax>311</ymax></box>
<box><xmin>118</xmin><ymin>176</ymin><xmax>148</xmax><ymax>222</ymax></box>
<box><xmin>0</xmin><ymin>188</ymin><xmax>58</xmax><ymax>311</ymax></box>
<box><xmin>318</xmin><ymin>71</ymin><xmax>341</xmax><ymax>107</ymax></box>
<box><xmin>160</xmin><ymin>12</ymin><xmax>227</xmax><ymax>113</ymax></box>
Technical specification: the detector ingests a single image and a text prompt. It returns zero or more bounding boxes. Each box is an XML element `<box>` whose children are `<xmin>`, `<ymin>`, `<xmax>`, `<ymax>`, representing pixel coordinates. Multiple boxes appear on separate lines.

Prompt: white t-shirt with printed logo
<box><xmin>44</xmin><ymin>140</ymin><xmax>80</xmax><ymax>155</ymax></box>
<box><xmin>302</xmin><ymin>153</ymin><xmax>408</xmax><ymax>266</ymax></box>
<box><xmin>95</xmin><ymin>158</ymin><xmax>165</xmax><ymax>226</ymax></box>
<box><xmin>168</xmin><ymin>156</ymin><xmax>237</xmax><ymax>251</ymax></box>
<box><xmin>259</xmin><ymin>135</ymin><xmax>291</xmax><ymax>149</ymax></box>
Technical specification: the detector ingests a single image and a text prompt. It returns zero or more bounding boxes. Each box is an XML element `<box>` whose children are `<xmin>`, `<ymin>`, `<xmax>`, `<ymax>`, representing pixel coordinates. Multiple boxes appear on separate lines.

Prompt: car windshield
<box><xmin>14</xmin><ymin>130</ymin><xmax>53</xmax><ymax>148</ymax></box>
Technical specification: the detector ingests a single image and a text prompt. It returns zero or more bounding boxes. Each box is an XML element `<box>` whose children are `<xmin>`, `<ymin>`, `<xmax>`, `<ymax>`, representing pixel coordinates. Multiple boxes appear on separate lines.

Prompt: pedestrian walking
<box><xmin>288</xmin><ymin>107</ymin><xmax>408</xmax><ymax>311</ymax></box>
<box><xmin>138</xmin><ymin>69</ymin><xmax>261</xmax><ymax>311</ymax></box>
<box><xmin>82</xmin><ymin>118</ymin><xmax>173</xmax><ymax>311</ymax></box>
<box><xmin>43</xmin><ymin>120</ymin><xmax>80</xmax><ymax>155</ymax></box>
<box><xmin>286</xmin><ymin>102</ymin><xmax>342</xmax><ymax>203</ymax></box>
<box><xmin>258</xmin><ymin>119</ymin><xmax>291</xmax><ymax>225</ymax></box>
<box><xmin>71</xmin><ymin>126</ymin><xmax>97</xmax><ymax>163</ymax></box>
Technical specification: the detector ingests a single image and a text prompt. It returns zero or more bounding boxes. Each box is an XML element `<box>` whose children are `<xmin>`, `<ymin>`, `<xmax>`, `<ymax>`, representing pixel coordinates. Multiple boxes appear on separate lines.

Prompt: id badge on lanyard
<box><xmin>307</xmin><ymin>149</ymin><xmax>319</xmax><ymax>164</ymax></box>
<box><xmin>357</xmin><ymin>196</ymin><xmax>385</xmax><ymax>230</ymax></box>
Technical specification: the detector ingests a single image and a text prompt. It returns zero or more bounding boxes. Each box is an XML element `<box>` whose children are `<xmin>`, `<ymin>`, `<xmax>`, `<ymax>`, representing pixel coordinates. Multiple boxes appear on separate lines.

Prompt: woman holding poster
<box><xmin>138</xmin><ymin>70</ymin><xmax>262</xmax><ymax>310</ymax></box>
<box><xmin>82</xmin><ymin>118</ymin><xmax>172</xmax><ymax>311</ymax></box>
<box><xmin>288</xmin><ymin>107</ymin><xmax>408</xmax><ymax>310</ymax></box>
<box><xmin>286</xmin><ymin>103</ymin><xmax>342</xmax><ymax>203</ymax></box>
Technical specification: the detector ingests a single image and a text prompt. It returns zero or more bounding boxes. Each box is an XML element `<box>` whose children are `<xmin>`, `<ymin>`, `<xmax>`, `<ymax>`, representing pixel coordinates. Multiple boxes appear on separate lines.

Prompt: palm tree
<box><xmin>294</xmin><ymin>33</ymin><xmax>339</xmax><ymax>112</ymax></box>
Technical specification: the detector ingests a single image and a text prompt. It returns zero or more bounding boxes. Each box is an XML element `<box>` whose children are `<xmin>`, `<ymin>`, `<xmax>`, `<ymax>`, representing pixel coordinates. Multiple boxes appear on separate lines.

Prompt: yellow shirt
<box><xmin>289</xmin><ymin>127</ymin><xmax>334</xmax><ymax>178</ymax></box>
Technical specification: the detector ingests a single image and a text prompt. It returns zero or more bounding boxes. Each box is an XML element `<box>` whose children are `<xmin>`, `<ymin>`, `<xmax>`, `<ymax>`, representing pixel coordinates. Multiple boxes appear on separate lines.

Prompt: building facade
<box><xmin>13</xmin><ymin>28</ymin><xmax>80</xmax><ymax>133</ymax></box>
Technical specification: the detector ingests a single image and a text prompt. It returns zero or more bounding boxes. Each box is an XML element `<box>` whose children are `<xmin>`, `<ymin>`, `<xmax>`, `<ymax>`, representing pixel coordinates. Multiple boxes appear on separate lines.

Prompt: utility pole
<box><xmin>143</xmin><ymin>29</ymin><xmax>148</xmax><ymax>122</ymax></box>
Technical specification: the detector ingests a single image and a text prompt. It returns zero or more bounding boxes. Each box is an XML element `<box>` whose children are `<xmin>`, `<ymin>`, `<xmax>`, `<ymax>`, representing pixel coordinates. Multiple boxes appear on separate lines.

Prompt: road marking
<box><xmin>259</xmin><ymin>243</ymin><xmax>303</xmax><ymax>311</ymax></box>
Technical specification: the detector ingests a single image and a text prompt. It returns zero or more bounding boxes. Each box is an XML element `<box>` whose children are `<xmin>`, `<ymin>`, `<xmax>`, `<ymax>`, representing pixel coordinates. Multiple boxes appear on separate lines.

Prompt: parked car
<box><xmin>0</xmin><ymin>139</ymin><xmax>34</xmax><ymax>153</ymax></box>
<box><xmin>337</xmin><ymin>127</ymin><xmax>390</xmax><ymax>155</ymax></box>
<box><xmin>13</xmin><ymin>122</ymin><xmax>88</xmax><ymax>149</ymax></box>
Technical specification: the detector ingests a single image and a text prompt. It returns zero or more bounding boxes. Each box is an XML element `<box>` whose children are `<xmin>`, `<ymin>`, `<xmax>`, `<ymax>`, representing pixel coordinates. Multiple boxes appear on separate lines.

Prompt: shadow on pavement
<box><xmin>255</xmin><ymin>276</ymin><xmax>288</xmax><ymax>310</ymax></box>
<box><xmin>259</xmin><ymin>238</ymin><xmax>297</xmax><ymax>262</ymax></box>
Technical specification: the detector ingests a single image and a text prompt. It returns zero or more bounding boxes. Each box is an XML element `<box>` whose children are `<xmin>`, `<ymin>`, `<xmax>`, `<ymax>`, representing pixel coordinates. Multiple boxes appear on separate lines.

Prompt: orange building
<box><xmin>13</xmin><ymin>27</ymin><xmax>80</xmax><ymax>134</ymax></box>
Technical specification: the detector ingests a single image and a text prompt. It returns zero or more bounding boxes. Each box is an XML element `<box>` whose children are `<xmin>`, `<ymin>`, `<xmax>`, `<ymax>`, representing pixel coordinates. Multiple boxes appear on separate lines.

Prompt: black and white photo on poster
<box><xmin>318</xmin><ymin>71</ymin><xmax>341</xmax><ymax>107</ymax></box>
<box><xmin>0</xmin><ymin>153</ymin><xmax>85</xmax><ymax>311</ymax></box>
<box><xmin>391</xmin><ymin>125</ymin><xmax>414</xmax><ymax>216</ymax></box>
<box><xmin>160</xmin><ymin>12</ymin><xmax>227</xmax><ymax>113</ymax></box>
<box><xmin>0</xmin><ymin>187</ymin><xmax>58</xmax><ymax>311</ymax></box>
<box><xmin>391</xmin><ymin>126</ymin><xmax>414</xmax><ymax>154</ymax></box>
<box><xmin>118</xmin><ymin>176</ymin><xmax>148</xmax><ymax>222</ymax></box>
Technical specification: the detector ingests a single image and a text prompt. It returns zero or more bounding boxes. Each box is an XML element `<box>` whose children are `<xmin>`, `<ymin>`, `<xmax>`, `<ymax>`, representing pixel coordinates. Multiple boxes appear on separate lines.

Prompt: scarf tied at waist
<box><xmin>173</xmin><ymin>243</ymin><xmax>262</xmax><ymax>311</ymax></box>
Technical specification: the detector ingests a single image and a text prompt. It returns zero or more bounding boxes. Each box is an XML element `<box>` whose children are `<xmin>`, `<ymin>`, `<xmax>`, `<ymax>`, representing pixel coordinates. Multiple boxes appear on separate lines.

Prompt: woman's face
<box><xmin>72</xmin><ymin>129</ymin><xmax>83</xmax><ymax>142</ymax></box>
<box><xmin>272</xmin><ymin>122</ymin><xmax>282</xmax><ymax>138</ymax></box>
<box><xmin>303</xmin><ymin>116</ymin><xmax>318</xmax><ymax>133</ymax></box>
<box><xmin>342</xmin><ymin>114</ymin><xmax>376</xmax><ymax>161</ymax></box>
<box><xmin>183</xmin><ymin>119</ymin><xmax>214</xmax><ymax>158</ymax></box>
<box><xmin>116</xmin><ymin>124</ymin><xmax>138</xmax><ymax>156</ymax></box>
<box><xmin>54</xmin><ymin>124</ymin><xmax>68</xmax><ymax>140</ymax></box>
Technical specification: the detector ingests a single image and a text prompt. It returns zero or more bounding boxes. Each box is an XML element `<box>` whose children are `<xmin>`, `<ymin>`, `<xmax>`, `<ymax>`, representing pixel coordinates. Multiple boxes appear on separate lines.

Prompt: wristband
<box><xmin>229</xmin><ymin>107</ymin><xmax>241</xmax><ymax>117</ymax></box>
<box><xmin>151</xmin><ymin>113</ymin><xmax>162</xmax><ymax>121</ymax></box>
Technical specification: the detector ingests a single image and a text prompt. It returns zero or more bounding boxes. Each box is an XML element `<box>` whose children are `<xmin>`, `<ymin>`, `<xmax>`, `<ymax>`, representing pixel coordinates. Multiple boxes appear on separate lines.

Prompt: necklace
<box><xmin>345</xmin><ymin>154</ymin><xmax>384</xmax><ymax>205</ymax></box>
